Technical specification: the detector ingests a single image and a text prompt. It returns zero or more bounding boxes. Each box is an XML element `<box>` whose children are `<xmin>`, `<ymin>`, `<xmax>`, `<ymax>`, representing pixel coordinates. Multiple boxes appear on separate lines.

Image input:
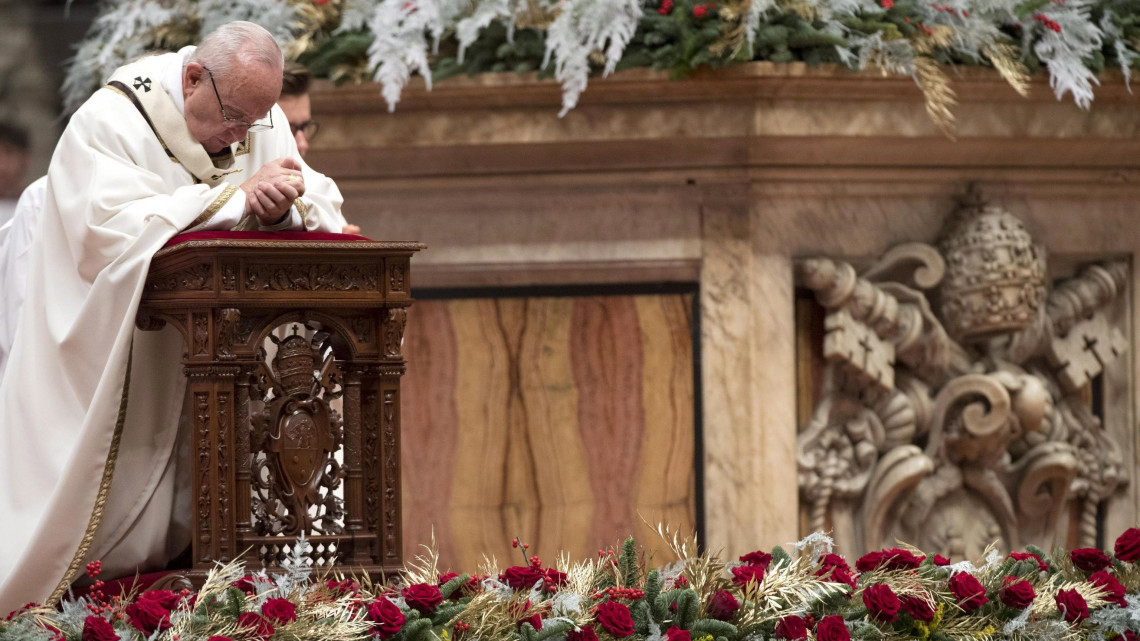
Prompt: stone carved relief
<box><xmin>249</xmin><ymin>325</ymin><xmax>347</xmax><ymax>539</ymax></box>
<box><xmin>796</xmin><ymin>199</ymin><xmax>1129</xmax><ymax>559</ymax></box>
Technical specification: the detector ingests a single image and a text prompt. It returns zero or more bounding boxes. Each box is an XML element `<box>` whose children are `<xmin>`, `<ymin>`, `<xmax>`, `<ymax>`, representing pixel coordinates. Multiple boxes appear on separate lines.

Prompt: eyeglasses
<box><xmin>202</xmin><ymin>65</ymin><xmax>274</xmax><ymax>132</ymax></box>
<box><xmin>290</xmin><ymin>119</ymin><xmax>320</xmax><ymax>140</ymax></box>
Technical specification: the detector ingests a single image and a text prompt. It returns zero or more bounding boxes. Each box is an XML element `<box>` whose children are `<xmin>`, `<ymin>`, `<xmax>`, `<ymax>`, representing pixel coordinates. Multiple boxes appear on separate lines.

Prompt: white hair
<box><xmin>187</xmin><ymin>21</ymin><xmax>284</xmax><ymax>80</ymax></box>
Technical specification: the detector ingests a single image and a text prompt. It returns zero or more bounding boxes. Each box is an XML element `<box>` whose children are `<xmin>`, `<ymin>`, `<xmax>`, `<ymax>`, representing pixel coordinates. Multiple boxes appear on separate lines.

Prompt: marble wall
<box><xmin>308</xmin><ymin>63</ymin><xmax>1140</xmax><ymax>560</ymax></box>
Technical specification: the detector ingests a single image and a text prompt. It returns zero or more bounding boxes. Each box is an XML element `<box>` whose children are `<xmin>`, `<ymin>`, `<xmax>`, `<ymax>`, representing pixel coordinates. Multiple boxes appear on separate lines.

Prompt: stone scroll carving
<box><xmin>797</xmin><ymin>199</ymin><xmax>1129</xmax><ymax>559</ymax></box>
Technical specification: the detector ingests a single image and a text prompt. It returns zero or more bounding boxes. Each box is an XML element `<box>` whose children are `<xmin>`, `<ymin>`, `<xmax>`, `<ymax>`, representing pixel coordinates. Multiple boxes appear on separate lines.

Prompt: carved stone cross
<box><xmin>1048</xmin><ymin>313</ymin><xmax>1128</xmax><ymax>393</ymax></box>
<box><xmin>823</xmin><ymin>308</ymin><xmax>895</xmax><ymax>393</ymax></box>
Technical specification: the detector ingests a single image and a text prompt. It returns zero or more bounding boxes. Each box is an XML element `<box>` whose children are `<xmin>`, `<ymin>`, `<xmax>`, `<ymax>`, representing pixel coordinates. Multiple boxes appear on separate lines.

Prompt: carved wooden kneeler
<box><xmin>136</xmin><ymin>234</ymin><xmax>424</xmax><ymax>581</ymax></box>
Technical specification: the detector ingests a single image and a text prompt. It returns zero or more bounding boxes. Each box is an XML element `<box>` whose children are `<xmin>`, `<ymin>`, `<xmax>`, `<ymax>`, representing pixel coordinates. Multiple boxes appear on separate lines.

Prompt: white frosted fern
<box><xmin>543</xmin><ymin>0</ymin><xmax>645</xmax><ymax>117</ymax></box>
<box><xmin>61</xmin><ymin>0</ymin><xmax>181</xmax><ymax>113</ymax></box>
<box><xmin>1031</xmin><ymin>1</ymin><xmax>1102</xmax><ymax>108</ymax></box>
<box><xmin>455</xmin><ymin>0</ymin><xmax>514</xmax><ymax>63</ymax></box>
<box><xmin>366</xmin><ymin>0</ymin><xmax>444</xmax><ymax>111</ymax></box>
<box><xmin>197</xmin><ymin>0</ymin><xmax>298</xmax><ymax>46</ymax></box>
<box><xmin>1100</xmin><ymin>10</ymin><xmax>1137</xmax><ymax>91</ymax></box>
<box><xmin>743</xmin><ymin>0</ymin><xmax>777</xmax><ymax>52</ymax></box>
<box><xmin>338</xmin><ymin>0</ymin><xmax>381</xmax><ymax>32</ymax></box>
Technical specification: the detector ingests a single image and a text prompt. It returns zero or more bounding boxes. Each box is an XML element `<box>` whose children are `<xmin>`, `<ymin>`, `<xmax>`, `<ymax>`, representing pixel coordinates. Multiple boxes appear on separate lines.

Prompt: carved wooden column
<box><xmin>137</xmin><ymin>237</ymin><xmax>424</xmax><ymax>582</ymax></box>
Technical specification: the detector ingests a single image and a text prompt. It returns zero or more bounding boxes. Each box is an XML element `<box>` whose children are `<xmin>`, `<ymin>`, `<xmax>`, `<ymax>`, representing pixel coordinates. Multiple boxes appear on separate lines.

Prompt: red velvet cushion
<box><xmin>164</xmin><ymin>230</ymin><xmax>370</xmax><ymax>248</ymax></box>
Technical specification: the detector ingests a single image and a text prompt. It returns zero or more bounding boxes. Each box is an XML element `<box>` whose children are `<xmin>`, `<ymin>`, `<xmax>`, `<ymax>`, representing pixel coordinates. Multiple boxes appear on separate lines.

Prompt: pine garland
<box><xmin>64</xmin><ymin>0</ymin><xmax>1140</xmax><ymax>130</ymax></box>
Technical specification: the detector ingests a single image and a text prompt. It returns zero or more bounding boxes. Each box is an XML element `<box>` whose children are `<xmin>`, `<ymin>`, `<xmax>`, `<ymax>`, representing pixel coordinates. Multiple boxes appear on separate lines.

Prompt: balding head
<box><xmin>188</xmin><ymin>21</ymin><xmax>284</xmax><ymax>81</ymax></box>
<box><xmin>181</xmin><ymin>21</ymin><xmax>285</xmax><ymax>152</ymax></box>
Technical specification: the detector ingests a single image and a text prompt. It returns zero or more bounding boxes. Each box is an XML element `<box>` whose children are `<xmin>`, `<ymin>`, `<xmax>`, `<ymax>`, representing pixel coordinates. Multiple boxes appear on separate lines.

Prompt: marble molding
<box><xmin>308</xmin><ymin>63</ymin><xmax>1140</xmax><ymax>559</ymax></box>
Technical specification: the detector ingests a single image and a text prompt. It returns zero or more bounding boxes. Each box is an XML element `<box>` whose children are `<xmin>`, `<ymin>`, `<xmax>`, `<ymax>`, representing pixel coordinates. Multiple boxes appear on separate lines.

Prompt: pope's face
<box><xmin>182</xmin><ymin>61</ymin><xmax>280</xmax><ymax>153</ymax></box>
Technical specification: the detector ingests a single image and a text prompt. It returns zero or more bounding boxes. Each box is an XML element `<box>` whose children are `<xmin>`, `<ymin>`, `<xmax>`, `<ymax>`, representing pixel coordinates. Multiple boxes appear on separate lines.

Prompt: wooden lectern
<box><xmin>136</xmin><ymin>233</ymin><xmax>424</xmax><ymax>581</ymax></box>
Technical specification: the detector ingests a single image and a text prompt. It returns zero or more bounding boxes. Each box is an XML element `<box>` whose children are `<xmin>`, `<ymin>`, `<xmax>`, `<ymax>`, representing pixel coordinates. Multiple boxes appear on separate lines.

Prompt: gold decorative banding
<box><xmin>187</xmin><ymin>184</ymin><xmax>239</xmax><ymax>231</ymax></box>
<box><xmin>47</xmin><ymin>342</ymin><xmax>134</xmax><ymax>606</ymax></box>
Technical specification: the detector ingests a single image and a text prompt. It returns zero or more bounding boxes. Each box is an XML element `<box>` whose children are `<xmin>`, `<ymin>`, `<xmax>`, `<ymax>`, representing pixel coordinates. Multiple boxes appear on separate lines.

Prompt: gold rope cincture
<box><xmin>47</xmin><ymin>340</ymin><xmax>134</xmax><ymax>606</ymax></box>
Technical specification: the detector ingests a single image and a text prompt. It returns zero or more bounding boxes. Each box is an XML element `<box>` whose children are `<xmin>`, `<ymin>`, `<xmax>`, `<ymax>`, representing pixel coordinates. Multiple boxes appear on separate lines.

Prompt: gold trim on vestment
<box><xmin>231</xmin><ymin>214</ymin><xmax>259</xmax><ymax>231</ymax></box>
<box><xmin>187</xmin><ymin>184</ymin><xmax>238</xmax><ymax>231</ymax></box>
<box><xmin>234</xmin><ymin>133</ymin><xmax>251</xmax><ymax>157</ymax></box>
<box><xmin>47</xmin><ymin>342</ymin><xmax>134</xmax><ymax>606</ymax></box>
<box><xmin>295</xmin><ymin>199</ymin><xmax>311</xmax><ymax>227</ymax></box>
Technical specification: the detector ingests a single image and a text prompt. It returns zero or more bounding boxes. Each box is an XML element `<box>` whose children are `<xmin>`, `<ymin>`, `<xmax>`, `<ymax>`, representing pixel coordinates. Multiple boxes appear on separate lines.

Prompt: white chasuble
<box><xmin>0</xmin><ymin>48</ymin><xmax>345</xmax><ymax>612</ymax></box>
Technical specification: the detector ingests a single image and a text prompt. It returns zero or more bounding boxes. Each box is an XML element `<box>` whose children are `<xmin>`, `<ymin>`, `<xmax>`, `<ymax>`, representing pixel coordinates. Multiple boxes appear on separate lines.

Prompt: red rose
<box><xmin>232</xmin><ymin>576</ymin><xmax>258</xmax><ymax>595</ymax></box>
<box><xmin>707</xmin><ymin>590</ymin><xmax>739</xmax><ymax>621</ymax></box>
<box><xmin>999</xmin><ymin>577</ymin><xmax>1035</xmax><ymax>609</ymax></box>
<box><xmin>327</xmin><ymin>579</ymin><xmax>361</xmax><ymax>595</ymax></box>
<box><xmin>862</xmin><ymin>584</ymin><xmax>900</xmax><ymax>622</ymax></box>
<box><xmin>403</xmin><ymin>583</ymin><xmax>444</xmax><ymax>614</ymax></box>
<box><xmin>665</xmin><ymin>626</ymin><xmax>690</xmax><ymax>641</ymax></box>
<box><xmin>739</xmin><ymin>551</ymin><xmax>773</xmax><ymax>570</ymax></box>
<box><xmin>138</xmin><ymin>590</ymin><xmax>180</xmax><ymax>610</ymax></box>
<box><xmin>856</xmin><ymin>548</ymin><xmax>924</xmax><ymax>572</ymax></box>
<box><xmin>1071</xmin><ymin>548</ymin><xmax>1111</xmax><ymax>572</ymax></box>
<box><xmin>900</xmin><ymin>595</ymin><xmax>934</xmax><ymax>622</ymax></box>
<box><xmin>1090</xmin><ymin>571</ymin><xmax>1127</xmax><ymax>607</ymax></box>
<box><xmin>1010</xmin><ymin>551</ymin><xmax>1049</xmax><ymax>572</ymax></box>
<box><xmin>932</xmin><ymin>555</ymin><xmax>950</xmax><ymax>566</ymax></box>
<box><xmin>731</xmin><ymin>564</ymin><xmax>765</xmax><ymax>586</ymax></box>
<box><xmin>237</xmin><ymin>613</ymin><xmax>275</xmax><ymax>641</ymax></box>
<box><xmin>1125</xmin><ymin>631</ymin><xmax>1138</xmax><ymax>641</ymax></box>
<box><xmin>657</xmin><ymin>0</ymin><xmax>673</xmax><ymax>15</ymax></box>
<box><xmin>817</xmin><ymin>554</ymin><xmax>856</xmax><ymax>587</ymax></box>
<box><xmin>439</xmin><ymin>572</ymin><xmax>460</xmax><ymax>586</ymax></box>
<box><xmin>501</xmin><ymin>566</ymin><xmax>546</xmax><ymax>591</ymax></box>
<box><xmin>461</xmin><ymin>574</ymin><xmax>483</xmax><ymax>596</ymax></box>
<box><xmin>949</xmin><ymin>572</ymin><xmax>988</xmax><ymax>611</ymax></box>
<box><xmin>1116</xmin><ymin>528</ymin><xmax>1140</xmax><ymax>563</ymax></box>
<box><xmin>774</xmin><ymin>615</ymin><xmax>807</xmax><ymax>640</ymax></box>
<box><xmin>692</xmin><ymin>4</ymin><xmax>708</xmax><ymax>17</ymax></box>
<box><xmin>816</xmin><ymin>615</ymin><xmax>850</xmax><ymax>641</ymax></box>
<box><xmin>262</xmin><ymin>597</ymin><xmax>297</xmax><ymax>624</ymax></box>
<box><xmin>367</xmin><ymin>598</ymin><xmax>405</xmax><ymax>639</ymax></box>
<box><xmin>569</xmin><ymin>627</ymin><xmax>599</xmax><ymax>641</ymax></box>
<box><xmin>520</xmin><ymin>612</ymin><xmax>543</xmax><ymax>631</ymax></box>
<box><xmin>82</xmin><ymin>616</ymin><xmax>118</xmax><ymax>641</ymax></box>
<box><xmin>125</xmin><ymin>597</ymin><xmax>173</xmax><ymax>635</ymax></box>
<box><xmin>1055</xmin><ymin>588</ymin><xmax>1089</xmax><ymax>623</ymax></box>
<box><xmin>596</xmin><ymin>601</ymin><xmax>635</xmax><ymax>637</ymax></box>
<box><xmin>208</xmin><ymin>637</ymin><xmax>233</xmax><ymax>641</ymax></box>
<box><xmin>5</xmin><ymin>603</ymin><xmax>38</xmax><ymax>621</ymax></box>
<box><xmin>545</xmin><ymin>569</ymin><xmax>569</xmax><ymax>591</ymax></box>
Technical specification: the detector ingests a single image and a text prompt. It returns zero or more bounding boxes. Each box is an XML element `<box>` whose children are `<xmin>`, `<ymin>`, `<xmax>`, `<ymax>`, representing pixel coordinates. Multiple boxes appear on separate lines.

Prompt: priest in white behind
<box><xmin>0</xmin><ymin>21</ymin><xmax>346</xmax><ymax>612</ymax></box>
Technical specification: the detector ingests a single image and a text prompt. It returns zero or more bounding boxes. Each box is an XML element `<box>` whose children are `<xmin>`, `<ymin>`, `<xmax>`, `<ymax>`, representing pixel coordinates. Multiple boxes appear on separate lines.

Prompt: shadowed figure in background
<box><xmin>279</xmin><ymin>62</ymin><xmax>360</xmax><ymax>235</ymax></box>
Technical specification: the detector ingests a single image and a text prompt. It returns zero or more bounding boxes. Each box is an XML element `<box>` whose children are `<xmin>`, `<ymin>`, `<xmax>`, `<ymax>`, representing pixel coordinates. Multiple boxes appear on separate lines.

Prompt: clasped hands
<box><xmin>241</xmin><ymin>157</ymin><xmax>305</xmax><ymax>225</ymax></box>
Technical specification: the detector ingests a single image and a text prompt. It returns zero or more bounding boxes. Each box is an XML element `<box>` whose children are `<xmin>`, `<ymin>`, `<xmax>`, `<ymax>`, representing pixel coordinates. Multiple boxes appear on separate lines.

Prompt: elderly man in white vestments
<box><xmin>0</xmin><ymin>21</ymin><xmax>348</xmax><ymax>612</ymax></box>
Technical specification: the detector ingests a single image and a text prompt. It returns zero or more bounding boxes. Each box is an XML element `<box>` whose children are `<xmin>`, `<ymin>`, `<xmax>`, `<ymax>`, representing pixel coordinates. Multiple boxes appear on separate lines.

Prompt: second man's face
<box><xmin>278</xmin><ymin>93</ymin><xmax>312</xmax><ymax>157</ymax></box>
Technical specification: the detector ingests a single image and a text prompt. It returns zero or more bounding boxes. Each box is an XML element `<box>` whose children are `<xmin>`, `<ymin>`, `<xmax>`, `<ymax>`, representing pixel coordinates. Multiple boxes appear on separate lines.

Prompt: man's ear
<box><xmin>184</xmin><ymin>62</ymin><xmax>204</xmax><ymax>88</ymax></box>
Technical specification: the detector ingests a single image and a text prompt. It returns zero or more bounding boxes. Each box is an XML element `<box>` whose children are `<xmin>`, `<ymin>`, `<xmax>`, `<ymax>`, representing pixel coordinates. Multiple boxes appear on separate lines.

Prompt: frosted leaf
<box><xmin>551</xmin><ymin>591</ymin><xmax>588</xmax><ymax>617</ymax></box>
<box><xmin>789</xmin><ymin>531</ymin><xmax>835</xmax><ymax>561</ymax></box>
<box><xmin>543</xmin><ymin>0</ymin><xmax>644</xmax><ymax>116</ymax></box>
<box><xmin>197</xmin><ymin>0</ymin><xmax>297</xmax><ymax>46</ymax></box>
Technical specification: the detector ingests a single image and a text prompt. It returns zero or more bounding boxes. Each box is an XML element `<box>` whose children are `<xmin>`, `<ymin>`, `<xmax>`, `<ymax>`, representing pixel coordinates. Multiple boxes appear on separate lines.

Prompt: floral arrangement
<box><xmin>66</xmin><ymin>0</ymin><xmax>1140</xmax><ymax>132</ymax></box>
<box><xmin>7</xmin><ymin>527</ymin><xmax>1140</xmax><ymax>641</ymax></box>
